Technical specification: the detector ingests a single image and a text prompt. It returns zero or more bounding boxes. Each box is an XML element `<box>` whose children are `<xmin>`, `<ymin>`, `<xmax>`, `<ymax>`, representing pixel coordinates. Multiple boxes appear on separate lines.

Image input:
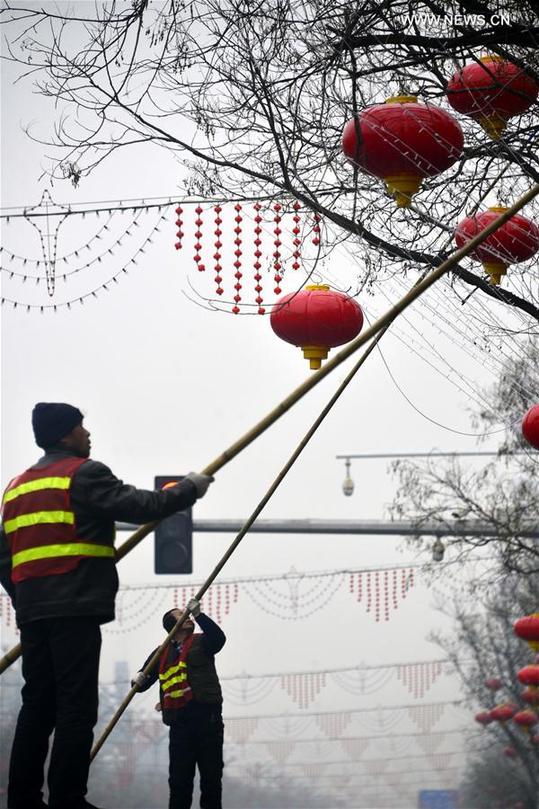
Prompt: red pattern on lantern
<box><xmin>446</xmin><ymin>56</ymin><xmax>539</xmax><ymax>140</ymax></box>
<box><xmin>174</xmin><ymin>205</ymin><xmax>184</xmax><ymax>250</ymax></box>
<box><xmin>515</xmin><ymin>614</ymin><xmax>539</xmax><ymax>652</ymax></box>
<box><xmin>193</xmin><ymin>205</ymin><xmax>205</xmax><ymax>272</ymax></box>
<box><xmin>455</xmin><ymin>207</ymin><xmax>539</xmax><ymax>285</ymax></box>
<box><xmin>270</xmin><ymin>284</ymin><xmax>364</xmax><ymax>370</ymax></box>
<box><xmin>213</xmin><ymin>205</ymin><xmax>224</xmax><ymax>296</ymax></box>
<box><xmin>522</xmin><ymin>406</ymin><xmax>539</xmax><ymax>450</ymax></box>
<box><xmin>342</xmin><ymin>96</ymin><xmax>463</xmax><ymax>207</ymax></box>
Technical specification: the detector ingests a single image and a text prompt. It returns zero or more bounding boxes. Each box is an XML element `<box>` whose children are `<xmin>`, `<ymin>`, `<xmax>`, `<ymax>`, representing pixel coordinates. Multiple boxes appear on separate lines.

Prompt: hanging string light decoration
<box><xmin>1</xmin><ymin>192</ymin><xmax>166</xmax><ymax>311</ymax></box>
<box><xmin>253</xmin><ymin>201</ymin><xmax>265</xmax><ymax>313</ymax></box>
<box><xmin>454</xmin><ymin>207</ymin><xmax>539</xmax><ymax>285</ymax></box>
<box><xmin>213</xmin><ymin>205</ymin><xmax>224</xmax><ymax>296</ymax></box>
<box><xmin>280</xmin><ymin>672</ymin><xmax>327</xmax><ymax>709</ymax></box>
<box><xmin>174</xmin><ymin>205</ymin><xmax>184</xmax><ymax>250</ymax></box>
<box><xmin>270</xmin><ymin>284</ymin><xmax>364</xmax><ymax>369</ymax></box>
<box><xmin>171</xmin><ymin>199</ymin><xmax>324</xmax><ymax>315</ymax></box>
<box><xmin>342</xmin><ymin>96</ymin><xmax>464</xmax><ymax>207</ymax></box>
<box><xmin>396</xmin><ymin>661</ymin><xmax>444</xmax><ymax>699</ymax></box>
<box><xmin>407</xmin><ymin>704</ymin><xmax>445</xmax><ymax>733</ymax></box>
<box><xmin>273</xmin><ymin>202</ymin><xmax>283</xmax><ymax>294</ymax></box>
<box><xmin>446</xmin><ymin>56</ymin><xmax>539</xmax><ymax>140</ymax></box>
<box><xmin>232</xmin><ymin>202</ymin><xmax>243</xmax><ymax>313</ymax></box>
<box><xmin>193</xmin><ymin>205</ymin><xmax>205</xmax><ymax>272</ymax></box>
<box><xmin>348</xmin><ymin>568</ymin><xmax>414</xmax><ymax>623</ymax></box>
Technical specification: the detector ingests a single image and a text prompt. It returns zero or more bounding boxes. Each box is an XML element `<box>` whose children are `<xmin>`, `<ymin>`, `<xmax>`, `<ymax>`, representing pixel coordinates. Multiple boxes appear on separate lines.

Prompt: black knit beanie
<box><xmin>162</xmin><ymin>610</ymin><xmax>194</xmax><ymax>634</ymax></box>
<box><xmin>32</xmin><ymin>402</ymin><xmax>84</xmax><ymax>449</ymax></box>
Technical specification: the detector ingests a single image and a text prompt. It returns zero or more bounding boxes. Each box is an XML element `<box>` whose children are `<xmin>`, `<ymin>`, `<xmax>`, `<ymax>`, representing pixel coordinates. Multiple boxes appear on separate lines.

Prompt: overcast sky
<box><xmin>0</xmin><ymin>5</ymin><xmax>524</xmax><ymax>804</ymax></box>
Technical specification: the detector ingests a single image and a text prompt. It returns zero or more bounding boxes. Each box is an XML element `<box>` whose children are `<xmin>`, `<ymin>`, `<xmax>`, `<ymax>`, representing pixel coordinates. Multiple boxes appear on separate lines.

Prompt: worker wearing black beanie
<box><xmin>32</xmin><ymin>402</ymin><xmax>84</xmax><ymax>449</ymax></box>
<box><xmin>0</xmin><ymin>405</ymin><xmax>214</xmax><ymax>809</ymax></box>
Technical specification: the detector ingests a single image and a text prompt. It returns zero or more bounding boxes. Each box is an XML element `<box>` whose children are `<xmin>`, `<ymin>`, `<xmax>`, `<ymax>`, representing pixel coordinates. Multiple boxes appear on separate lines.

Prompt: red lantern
<box><xmin>342</xmin><ymin>95</ymin><xmax>463</xmax><ymax>207</ymax></box>
<box><xmin>270</xmin><ymin>284</ymin><xmax>363</xmax><ymax>370</ymax></box>
<box><xmin>531</xmin><ymin>734</ymin><xmax>539</xmax><ymax>746</ymax></box>
<box><xmin>446</xmin><ymin>56</ymin><xmax>539</xmax><ymax>140</ymax></box>
<box><xmin>518</xmin><ymin>664</ymin><xmax>539</xmax><ymax>687</ymax></box>
<box><xmin>522</xmin><ymin>406</ymin><xmax>539</xmax><ymax>450</ymax></box>
<box><xmin>514</xmin><ymin>614</ymin><xmax>539</xmax><ymax>652</ymax></box>
<box><xmin>475</xmin><ymin>710</ymin><xmax>493</xmax><ymax>726</ymax></box>
<box><xmin>454</xmin><ymin>207</ymin><xmax>539</xmax><ymax>285</ymax></box>
<box><xmin>513</xmin><ymin>709</ymin><xmax>538</xmax><ymax>731</ymax></box>
<box><xmin>503</xmin><ymin>746</ymin><xmax>517</xmax><ymax>758</ymax></box>
<box><xmin>490</xmin><ymin>703</ymin><xmax>517</xmax><ymax>722</ymax></box>
<box><xmin>522</xmin><ymin>687</ymin><xmax>539</xmax><ymax>706</ymax></box>
<box><xmin>485</xmin><ymin>677</ymin><xmax>502</xmax><ymax>691</ymax></box>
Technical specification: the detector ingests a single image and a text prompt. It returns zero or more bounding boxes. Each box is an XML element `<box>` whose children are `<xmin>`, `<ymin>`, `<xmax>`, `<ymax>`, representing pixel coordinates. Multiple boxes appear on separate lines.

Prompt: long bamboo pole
<box><xmin>91</xmin><ymin>321</ymin><xmax>393</xmax><ymax>761</ymax></box>
<box><xmin>1</xmin><ymin>181</ymin><xmax>538</xmax><ymax>677</ymax></box>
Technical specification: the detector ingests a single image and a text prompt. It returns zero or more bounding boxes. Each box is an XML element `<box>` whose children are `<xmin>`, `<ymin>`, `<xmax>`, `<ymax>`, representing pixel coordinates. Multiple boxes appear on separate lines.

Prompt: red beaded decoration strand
<box><xmin>253</xmin><ymin>202</ymin><xmax>265</xmax><ymax>314</ymax></box>
<box><xmin>174</xmin><ymin>205</ymin><xmax>184</xmax><ymax>251</ymax></box>
<box><xmin>273</xmin><ymin>202</ymin><xmax>282</xmax><ymax>294</ymax></box>
<box><xmin>232</xmin><ymin>203</ymin><xmax>243</xmax><ymax>314</ymax></box>
<box><xmin>213</xmin><ymin>205</ymin><xmax>224</xmax><ymax>296</ymax></box>
<box><xmin>194</xmin><ymin>205</ymin><xmax>205</xmax><ymax>271</ymax></box>
<box><xmin>292</xmin><ymin>201</ymin><xmax>301</xmax><ymax>270</ymax></box>
<box><xmin>312</xmin><ymin>211</ymin><xmax>321</xmax><ymax>247</ymax></box>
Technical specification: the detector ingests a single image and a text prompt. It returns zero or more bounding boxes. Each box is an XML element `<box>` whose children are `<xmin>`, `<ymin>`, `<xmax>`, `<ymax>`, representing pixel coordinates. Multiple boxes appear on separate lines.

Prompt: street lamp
<box><xmin>432</xmin><ymin>537</ymin><xmax>445</xmax><ymax>562</ymax></box>
<box><xmin>342</xmin><ymin>458</ymin><xmax>354</xmax><ymax>496</ymax></box>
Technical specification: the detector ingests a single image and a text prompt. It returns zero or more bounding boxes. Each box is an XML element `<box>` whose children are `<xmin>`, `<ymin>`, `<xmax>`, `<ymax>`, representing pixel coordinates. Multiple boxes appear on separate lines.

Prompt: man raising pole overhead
<box><xmin>0</xmin><ymin>402</ymin><xmax>213</xmax><ymax>809</ymax></box>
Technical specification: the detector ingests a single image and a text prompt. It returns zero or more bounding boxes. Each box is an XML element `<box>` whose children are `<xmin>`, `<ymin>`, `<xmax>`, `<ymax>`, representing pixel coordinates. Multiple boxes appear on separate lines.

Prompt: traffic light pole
<box><xmin>115</xmin><ymin>518</ymin><xmax>539</xmax><ymax>539</ymax></box>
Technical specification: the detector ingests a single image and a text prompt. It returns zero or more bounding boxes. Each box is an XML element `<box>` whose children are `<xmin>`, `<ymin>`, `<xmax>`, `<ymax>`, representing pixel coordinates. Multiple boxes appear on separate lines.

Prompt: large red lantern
<box><xmin>514</xmin><ymin>615</ymin><xmax>539</xmax><ymax>652</ymax></box>
<box><xmin>490</xmin><ymin>703</ymin><xmax>517</xmax><ymax>722</ymax></box>
<box><xmin>454</xmin><ymin>207</ymin><xmax>539</xmax><ymax>285</ymax></box>
<box><xmin>513</xmin><ymin>709</ymin><xmax>538</xmax><ymax>732</ymax></box>
<box><xmin>503</xmin><ymin>746</ymin><xmax>517</xmax><ymax>758</ymax></box>
<box><xmin>522</xmin><ymin>406</ymin><xmax>539</xmax><ymax>450</ymax></box>
<box><xmin>475</xmin><ymin>710</ymin><xmax>493</xmax><ymax>726</ymax></box>
<box><xmin>484</xmin><ymin>677</ymin><xmax>502</xmax><ymax>691</ymax></box>
<box><xmin>270</xmin><ymin>284</ymin><xmax>363</xmax><ymax>369</ymax></box>
<box><xmin>517</xmin><ymin>664</ymin><xmax>539</xmax><ymax>687</ymax></box>
<box><xmin>342</xmin><ymin>95</ymin><xmax>463</xmax><ymax>207</ymax></box>
<box><xmin>446</xmin><ymin>56</ymin><xmax>539</xmax><ymax>140</ymax></box>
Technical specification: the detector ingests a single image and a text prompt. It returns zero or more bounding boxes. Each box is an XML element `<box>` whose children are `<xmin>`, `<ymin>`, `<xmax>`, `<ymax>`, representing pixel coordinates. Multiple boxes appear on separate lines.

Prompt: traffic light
<box><xmin>154</xmin><ymin>476</ymin><xmax>193</xmax><ymax>574</ymax></box>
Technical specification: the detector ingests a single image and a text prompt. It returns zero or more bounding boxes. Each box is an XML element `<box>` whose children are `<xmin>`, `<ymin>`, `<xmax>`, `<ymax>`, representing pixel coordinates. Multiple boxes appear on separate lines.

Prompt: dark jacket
<box><xmin>138</xmin><ymin>613</ymin><xmax>225</xmax><ymax>725</ymax></box>
<box><xmin>0</xmin><ymin>449</ymin><xmax>198</xmax><ymax>625</ymax></box>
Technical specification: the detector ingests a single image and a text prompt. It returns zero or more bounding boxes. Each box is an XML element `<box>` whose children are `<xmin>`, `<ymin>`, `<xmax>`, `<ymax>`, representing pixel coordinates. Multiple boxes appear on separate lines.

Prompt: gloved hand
<box><xmin>187</xmin><ymin>597</ymin><xmax>201</xmax><ymax>617</ymax></box>
<box><xmin>131</xmin><ymin>671</ymin><xmax>149</xmax><ymax>690</ymax></box>
<box><xmin>184</xmin><ymin>471</ymin><xmax>214</xmax><ymax>498</ymax></box>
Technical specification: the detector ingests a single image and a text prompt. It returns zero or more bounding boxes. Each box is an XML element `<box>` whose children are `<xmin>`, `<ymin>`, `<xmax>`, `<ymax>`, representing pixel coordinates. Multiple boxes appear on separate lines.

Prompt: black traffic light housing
<box><xmin>154</xmin><ymin>476</ymin><xmax>193</xmax><ymax>574</ymax></box>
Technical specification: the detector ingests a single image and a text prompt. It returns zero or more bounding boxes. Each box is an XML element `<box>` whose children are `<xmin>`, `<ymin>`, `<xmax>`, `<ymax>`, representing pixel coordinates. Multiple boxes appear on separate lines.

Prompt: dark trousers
<box><xmin>168</xmin><ymin>707</ymin><xmax>224</xmax><ymax>809</ymax></box>
<box><xmin>8</xmin><ymin>616</ymin><xmax>101</xmax><ymax>809</ymax></box>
